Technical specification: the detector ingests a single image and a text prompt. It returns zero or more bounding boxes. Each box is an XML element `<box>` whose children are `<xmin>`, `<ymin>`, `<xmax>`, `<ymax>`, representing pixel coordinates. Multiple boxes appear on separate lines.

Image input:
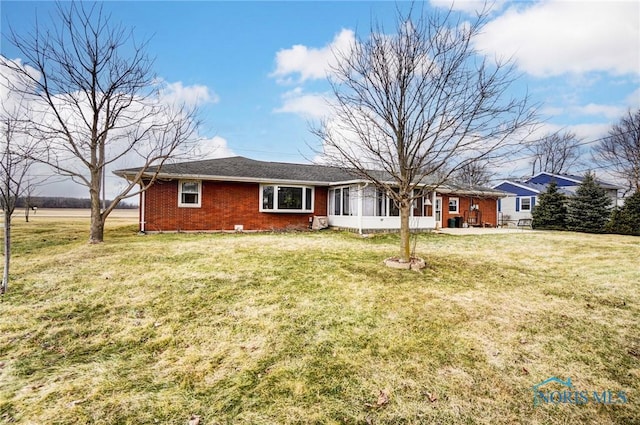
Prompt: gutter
<box><xmin>114</xmin><ymin>170</ymin><xmax>504</xmax><ymax>197</ymax></box>
<box><xmin>358</xmin><ymin>182</ymin><xmax>369</xmax><ymax>235</ymax></box>
<box><xmin>114</xmin><ymin>171</ymin><xmax>339</xmax><ymax>187</ymax></box>
<box><xmin>140</xmin><ymin>187</ymin><xmax>146</xmax><ymax>233</ymax></box>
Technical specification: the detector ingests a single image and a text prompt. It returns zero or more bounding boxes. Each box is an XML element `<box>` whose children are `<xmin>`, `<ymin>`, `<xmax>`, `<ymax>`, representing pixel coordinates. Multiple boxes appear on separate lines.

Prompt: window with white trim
<box><xmin>329</xmin><ymin>186</ymin><xmax>359</xmax><ymax>216</ymax></box>
<box><xmin>178</xmin><ymin>180</ymin><xmax>201</xmax><ymax>208</ymax></box>
<box><xmin>521</xmin><ymin>197</ymin><xmax>531</xmax><ymax>211</ymax></box>
<box><xmin>448</xmin><ymin>197</ymin><xmax>459</xmax><ymax>213</ymax></box>
<box><xmin>389</xmin><ymin>190</ymin><xmax>400</xmax><ymax>216</ymax></box>
<box><xmin>260</xmin><ymin>184</ymin><xmax>314</xmax><ymax>213</ymax></box>
<box><xmin>376</xmin><ymin>189</ymin><xmax>388</xmax><ymax>216</ymax></box>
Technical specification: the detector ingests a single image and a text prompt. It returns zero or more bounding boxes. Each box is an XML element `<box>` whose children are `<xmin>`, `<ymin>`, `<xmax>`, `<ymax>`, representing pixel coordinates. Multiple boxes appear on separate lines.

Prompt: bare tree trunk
<box><xmin>89</xmin><ymin>171</ymin><xmax>104</xmax><ymax>243</ymax></box>
<box><xmin>24</xmin><ymin>189</ymin><xmax>32</xmax><ymax>222</ymax></box>
<box><xmin>89</xmin><ymin>207</ymin><xmax>105</xmax><ymax>243</ymax></box>
<box><xmin>399</xmin><ymin>200</ymin><xmax>411</xmax><ymax>262</ymax></box>
<box><xmin>2</xmin><ymin>211</ymin><xmax>10</xmax><ymax>294</ymax></box>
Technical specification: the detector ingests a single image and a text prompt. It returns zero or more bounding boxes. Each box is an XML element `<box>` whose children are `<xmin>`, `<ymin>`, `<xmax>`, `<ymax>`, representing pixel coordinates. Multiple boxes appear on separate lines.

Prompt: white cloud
<box><xmin>574</xmin><ymin>103</ymin><xmax>626</xmax><ymax>120</ymax></box>
<box><xmin>159</xmin><ymin>80</ymin><xmax>219</xmax><ymax>107</ymax></box>
<box><xmin>430</xmin><ymin>0</ymin><xmax>505</xmax><ymax>14</ymax></box>
<box><xmin>476</xmin><ymin>1</ymin><xmax>640</xmax><ymax>77</ymax></box>
<box><xmin>626</xmin><ymin>88</ymin><xmax>640</xmax><ymax>107</ymax></box>
<box><xmin>194</xmin><ymin>135</ymin><xmax>235</xmax><ymax>159</ymax></box>
<box><xmin>0</xmin><ymin>57</ymin><xmax>41</xmax><ymax>112</ymax></box>
<box><xmin>567</xmin><ymin>122</ymin><xmax>611</xmax><ymax>142</ymax></box>
<box><xmin>1</xmin><ymin>55</ymin><xmax>224</xmax><ymax>200</ymax></box>
<box><xmin>271</xmin><ymin>29</ymin><xmax>356</xmax><ymax>83</ymax></box>
<box><xmin>273</xmin><ymin>88</ymin><xmax>332</xmax><ymax>119</ymax></box>
<box><xmin>542</xmin><ymin>103</ymin><xmax>626</xmax><ymax>120</ymax></box>
<box><xmin>526</xmin><ymin>121</ymin><xmax>610</xmax><ymax>145</ymax></box>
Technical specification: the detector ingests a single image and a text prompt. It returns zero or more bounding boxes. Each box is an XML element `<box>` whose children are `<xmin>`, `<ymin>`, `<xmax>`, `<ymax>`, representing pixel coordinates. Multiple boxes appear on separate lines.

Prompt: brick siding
<box><xmin>441</xmin><ymin>194</ymin><xmax>498</xmax><ymax>228</ymax></box>
<box><xmin>142</xmin><ymin>180</ymin><xmax>328</xmax><ymax>232</ymax></box>
<box><xmin>139</xmin><ymin>179</ymin><xmax>498</xmax><ymax>231</ymax></box>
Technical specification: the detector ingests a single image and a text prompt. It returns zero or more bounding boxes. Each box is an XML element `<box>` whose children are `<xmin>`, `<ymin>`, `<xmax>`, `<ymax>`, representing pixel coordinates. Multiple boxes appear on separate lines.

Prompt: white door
<box><xmin>435</xmin><ymin>197</ymin><xmax>442</xmax><ymax>228</ymax></box>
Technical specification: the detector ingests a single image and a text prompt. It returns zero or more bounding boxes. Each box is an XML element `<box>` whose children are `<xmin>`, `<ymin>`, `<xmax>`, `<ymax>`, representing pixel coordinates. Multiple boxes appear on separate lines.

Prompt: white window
<box><xmin>362</xmin><ymin>186</ymin><xmax>376</xmax><ymax>216</ymax></box>
<box><xmin>329</xmin><ymin>186</ymin><xmax>356</xmax><ymax>216</ymax></box>
<box><xmin>261</xmin><ymin>184</ymin><xmax>314</xmax><ymax>213</ymax></box>
<box><xmin>521</xmin><ymin>197</ymin><xmax>531</xmax><ymax>211</ymax></box>
<box><xmin>448</xmin><ymin>197</ymin><xmax>459</xmax><ymax>214</ymax></box>
<box><xmin>178</xmin><ymin>180</ymin><xmax>201</xmax><ymax>208</ymax></box>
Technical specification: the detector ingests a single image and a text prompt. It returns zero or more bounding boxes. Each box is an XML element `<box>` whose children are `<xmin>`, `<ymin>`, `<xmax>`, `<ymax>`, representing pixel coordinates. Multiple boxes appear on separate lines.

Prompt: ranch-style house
<box><xmin>115</xmin><ymin>156</ymin><xmax>505</xmax><ymax>233</ymax></box>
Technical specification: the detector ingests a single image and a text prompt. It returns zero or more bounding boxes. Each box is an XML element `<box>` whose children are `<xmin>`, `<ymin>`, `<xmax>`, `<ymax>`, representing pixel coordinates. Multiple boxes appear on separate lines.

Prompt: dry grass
<box><xmin>0</xmin><ymin>219</ymin><xmax>638</xmax><ymax>424</ymax></box>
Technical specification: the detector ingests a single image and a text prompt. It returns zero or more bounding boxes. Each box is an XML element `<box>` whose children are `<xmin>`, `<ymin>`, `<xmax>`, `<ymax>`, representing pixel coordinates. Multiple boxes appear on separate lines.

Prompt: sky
<box><xmin>1</xmin><ymin>0</ymin><xmax>639</xmax><ymax>199</ymax></box>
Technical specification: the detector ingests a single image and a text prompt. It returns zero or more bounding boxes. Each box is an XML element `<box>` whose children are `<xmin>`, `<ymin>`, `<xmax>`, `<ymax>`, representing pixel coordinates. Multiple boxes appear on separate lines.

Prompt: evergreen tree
<box><xmin>606</xmin><ymin>207</ymin><xmax>625</xmax><ymax>234</ymax></box>
<box><xmin>607</xmin><ymin>191</ymin><xmax>640</xmax><ymax>235</ymax></box>
<box><xmin>622</xmin><ymin>191</ymin><xmax>640</xmax><ymax>235</ymax></box>
<box><xmin>566</xmin><ymin>172</ymin><xmax>613</xmax><ymax>233</ymax></box>
<box><xmin>532</xmin><ymin>180</ymin><xmax>567</xmax><ymax>230</ymax></box>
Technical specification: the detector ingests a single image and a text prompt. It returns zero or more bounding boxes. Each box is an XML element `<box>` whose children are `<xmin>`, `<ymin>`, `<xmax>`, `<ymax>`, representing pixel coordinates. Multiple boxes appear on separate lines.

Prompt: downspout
<box><xmin>139</xmin><ymin>185</ymin><xmax>146</xmax><ymax>233</ymax></box>
<box><xmin>431</xmin><ymin>190</ymin><xmax>437</xmax><ymax>228</ymax></box>
<box><xmin>358</xmin><ymin>182</ymin><xmax>369</xmax><ymax>235</ymax></box>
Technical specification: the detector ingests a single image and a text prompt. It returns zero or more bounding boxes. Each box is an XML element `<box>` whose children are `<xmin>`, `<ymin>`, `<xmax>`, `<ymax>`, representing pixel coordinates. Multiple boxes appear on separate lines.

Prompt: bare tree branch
<box><xmin>312</xmin><ymin>5</ymin><xmax>537</xmax><ymax>261</ymax></box>
<box><xmin>593</xmin><ymin>109</ymin><xmax>640</xmax><ymax>193</ymax></box>
<box><xmin>528</xmin><ymin>131</ymin><xmax>583</xmax><ymax>175</ymax></box>
<box><xmin>0</xmin><ymin>95</ymin><xmax>42</xmax><ymax>294</ymax></box>
<box><xmin>451</xmin><ymin>159</ymin><xmax>496</xmax><ymax>187</ymax></box>
<box><xmin>1</xmin><ymin>1</ymin><xmax>200</xmax><ymax>243</ymax></box>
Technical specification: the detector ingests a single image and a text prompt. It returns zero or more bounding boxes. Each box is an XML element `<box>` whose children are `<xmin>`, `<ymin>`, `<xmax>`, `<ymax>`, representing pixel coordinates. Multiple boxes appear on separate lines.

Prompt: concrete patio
<box><xmin>435</xmin><ymin>227</ymin><xmax>535</xmax><ymax>235</ymax></box>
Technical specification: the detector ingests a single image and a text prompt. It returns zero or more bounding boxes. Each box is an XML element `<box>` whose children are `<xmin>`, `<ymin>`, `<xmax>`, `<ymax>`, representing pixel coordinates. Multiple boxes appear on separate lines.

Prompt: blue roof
<box><xmin>528</xmin><ymin>173</ymin><xmax>580</xmax><ymax>187</ymax></box>
<box><xmin>495</xmin><ymin>172</ymin><xmax>623</xmax><ymax>197</ymax></box>
<box><xmin>493</xmin><ymin>181</ymin><xmax>540</xmax><ymax>196</ymax></box>
<box><xmin>528</xmin><ymin>172</ymin><xmax>621</xmax><ymax>190</ymax></box>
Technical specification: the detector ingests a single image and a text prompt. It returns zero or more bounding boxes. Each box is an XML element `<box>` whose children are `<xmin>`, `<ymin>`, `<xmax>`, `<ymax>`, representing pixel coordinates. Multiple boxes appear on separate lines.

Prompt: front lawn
<box><xmin>0</xmin><ymin>221</ymin><xmax>638</xmax><ymax>424</ymax></box>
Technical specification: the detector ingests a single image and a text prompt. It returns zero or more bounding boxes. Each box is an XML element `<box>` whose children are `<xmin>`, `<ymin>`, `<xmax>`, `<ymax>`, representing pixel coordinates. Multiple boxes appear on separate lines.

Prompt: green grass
<box><xmin>0</xmin><ymin>219</ymin><xmax>638</xmax><ymax>424</ymax></box>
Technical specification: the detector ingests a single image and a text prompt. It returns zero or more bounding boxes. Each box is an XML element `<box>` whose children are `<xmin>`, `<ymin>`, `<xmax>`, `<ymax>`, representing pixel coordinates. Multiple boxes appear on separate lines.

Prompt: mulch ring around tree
<box><xmin>383</xmin><ymin>256</ymin><xmax>426</xmax><ymax>271</ymax></box>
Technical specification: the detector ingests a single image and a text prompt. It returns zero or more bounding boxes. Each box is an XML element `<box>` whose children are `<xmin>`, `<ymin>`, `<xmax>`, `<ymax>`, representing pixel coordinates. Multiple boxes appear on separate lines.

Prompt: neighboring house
<box><xmin>114</xmin><ymin>156</ymin><xmax>504</xmax><ymax>233</ymax></box>
<box><xmin>493</xmin><ymin>172</ymin><xmax>622</xmax><ymax>225</ymax></box>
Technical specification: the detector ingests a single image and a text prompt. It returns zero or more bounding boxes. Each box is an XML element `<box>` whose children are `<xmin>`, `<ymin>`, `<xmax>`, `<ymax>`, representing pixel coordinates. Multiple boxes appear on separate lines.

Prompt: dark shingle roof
<box><xmin>114</xmin><ymin>156</ymin><xmax>504</xmax><ymax>196</ymax></box>
<box><xmin>115</xmin><ymin>156</ymin><xmax>360</xmax><ymax>184</ymax></box>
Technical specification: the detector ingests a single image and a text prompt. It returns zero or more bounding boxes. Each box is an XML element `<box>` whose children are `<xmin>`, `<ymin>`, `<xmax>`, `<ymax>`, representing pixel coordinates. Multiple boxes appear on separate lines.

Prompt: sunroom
<box><xmin>327</xmin><ymin>184</ymin><xmax>436</xmax><ymax>233</ymax></box>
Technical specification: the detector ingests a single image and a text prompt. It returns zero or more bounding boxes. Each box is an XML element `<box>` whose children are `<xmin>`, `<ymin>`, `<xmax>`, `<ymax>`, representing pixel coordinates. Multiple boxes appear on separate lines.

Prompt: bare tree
<box><xmin>314</xmin><ymin>6</ymin><xmax>536</xmax><ymax>262</ymax></box>
<box><xmin>529</xmin><ymin>131</ymin><xmax>582</xmax><ymax>175</ymax></box>
<box><xmin>452</xmin><ymin>159</ymin><xmax>495</xmax><ymax>187</ymax></box>
<box><xmin>593</xmin><ymin>109</ymin><xmax>640</xmax><ymax>193</ymax></box>
<box><xmin>1</xmin><ymin>1</ymin><xmax>199</xmax><ymax>243</ymax></box>
<box><xmin>23</xmin><ymin>182</ymin><xmax>37</xmax><ymax>223</ymax></box>
<box><xmin>0</xmin><ymin>102</ymin><xmax>39</xmax><ymax>294</ymax></box>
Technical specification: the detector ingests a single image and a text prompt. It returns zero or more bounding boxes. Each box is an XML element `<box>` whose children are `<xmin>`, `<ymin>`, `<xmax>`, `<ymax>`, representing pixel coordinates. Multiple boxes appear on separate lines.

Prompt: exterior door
<box><xmin>435</xmin><ymin>197</ymin><xmax>442</xmax><ymax>228</ymax></box>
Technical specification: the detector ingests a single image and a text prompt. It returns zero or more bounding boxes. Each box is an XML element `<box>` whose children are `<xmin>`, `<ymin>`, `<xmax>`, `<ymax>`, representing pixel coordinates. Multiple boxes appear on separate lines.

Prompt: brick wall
<box><xmin>441</xmin><ymin>194</ymin><xmax>498</xmax><ymax>228</ymax></box>
<box><xmin>142</xmin><ymin>180</ymin><xmax>328</xmax><ymax>232</ymax></box>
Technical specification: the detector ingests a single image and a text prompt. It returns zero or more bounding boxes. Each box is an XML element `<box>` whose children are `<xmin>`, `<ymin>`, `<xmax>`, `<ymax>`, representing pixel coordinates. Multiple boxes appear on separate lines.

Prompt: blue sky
<box><xmin>1</xmin><ymin>0</ymin><xmax>639</xmax><ymax>197</ymax></box>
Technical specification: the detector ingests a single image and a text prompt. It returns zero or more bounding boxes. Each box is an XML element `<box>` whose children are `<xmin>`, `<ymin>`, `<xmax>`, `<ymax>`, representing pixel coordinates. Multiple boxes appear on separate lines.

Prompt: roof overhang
<box><xmin>437</xmin><ymin>186</ymin><xmax>507</xmax><ymax>197</ymax></box>
<box><xmin>114</xmin><ymin>170</ymin><xmax>504</xmax><ymax>196</ymax></box>
<box><xmin>493</xmin><ymin>180</ymin><xmax>542</xmax><ymax>194</ymax></box>
<box><xmin>114</xmin><ymin>170</ymin><xmax>337</xmax><ymax>186</ymax></box>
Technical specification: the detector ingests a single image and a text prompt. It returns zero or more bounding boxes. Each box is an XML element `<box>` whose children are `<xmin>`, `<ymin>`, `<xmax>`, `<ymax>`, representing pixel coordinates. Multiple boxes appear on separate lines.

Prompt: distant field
<box><xmin>2</xmin><ymin>208</ymin><xmax>138</xmax><ymax>222</ymax></box>
<box><xmin>0</xmin><ymin>221</ymin><xmax>638</xmax><ymax>424</ymax></box>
